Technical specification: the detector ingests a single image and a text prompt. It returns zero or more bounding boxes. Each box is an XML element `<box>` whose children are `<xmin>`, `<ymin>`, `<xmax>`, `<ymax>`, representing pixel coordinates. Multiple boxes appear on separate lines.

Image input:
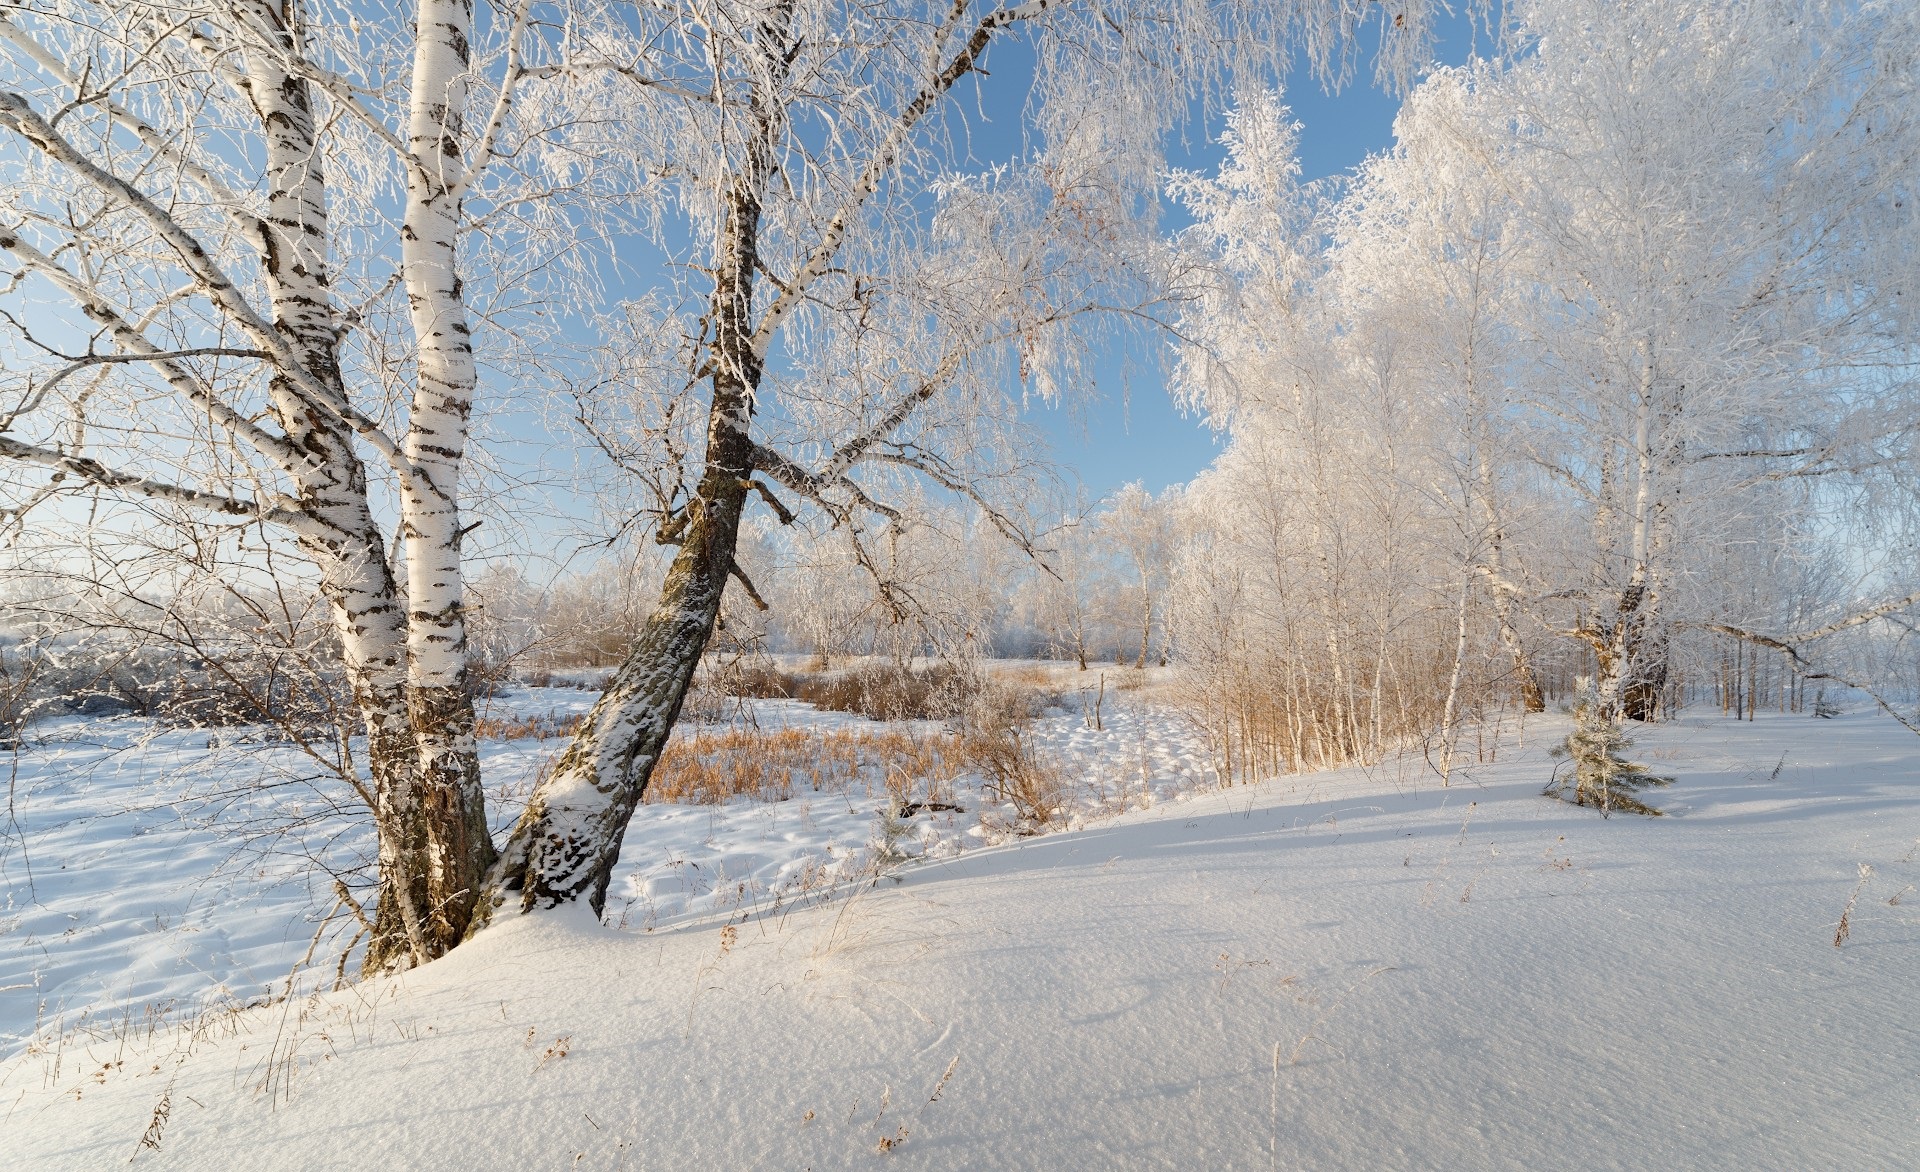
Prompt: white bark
<box><xmin>0</xmin><ymin>0</ymin><xmax>629</xmax><ymax>968</ymax></box>
<box><xmin>401</xmin><ymin>0</ymin><xmax>481</xmax><ymax>690</ymax></box>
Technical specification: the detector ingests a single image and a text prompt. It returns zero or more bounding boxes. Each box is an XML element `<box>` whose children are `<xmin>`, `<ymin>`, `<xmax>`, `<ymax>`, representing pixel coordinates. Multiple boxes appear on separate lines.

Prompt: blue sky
<box><xmin>1038</xmin><ymin>16</ymin><xmax>1496</xmax><ymax>498</ymax></box>
<box><xmin>493</xmin><ymin>14</ymin><xmax>1501</xmax><ymax>561</ymax></box>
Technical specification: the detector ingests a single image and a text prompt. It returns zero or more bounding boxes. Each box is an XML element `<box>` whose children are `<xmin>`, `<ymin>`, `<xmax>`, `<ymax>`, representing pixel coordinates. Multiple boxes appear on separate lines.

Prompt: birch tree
<box><xmin>1097</xmin><ymin>482</ymin><xmax>1176</xmax><ymax>668</ymax></box>
<box><xmin>1165</xmin><ymin>0</ymin><xmax>1920</xmax><ymax>793</ymax></box>
<box><xmin>1438</xmin><ymin>0</ymin><xmax>1920</xmax><ymax>722</ymax></box>
<box><xmin>1030</xmin><ymin>508</ymin><xmax>1105</xmax><ymax>670</ymax></box>
<box><xmin>0</xmin><ymin>1</ymin><xmax>642</xmax><ymax>968</ymax></box>
<box><xmin>473</xmin><ymin>0</ymin><xmax>1449</xmax><ymax>925</ymax></box>
<box><xmin>1169</xmin><ymin>89</ymin><xmax>1486</xmax><ymax>776</ymax></box>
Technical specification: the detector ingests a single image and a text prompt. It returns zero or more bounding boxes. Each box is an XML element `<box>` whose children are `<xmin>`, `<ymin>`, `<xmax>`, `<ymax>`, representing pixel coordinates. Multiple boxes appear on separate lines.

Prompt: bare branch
<box><xmin>450</xmin><ymin>0</ymin><xmax>538</xmax><ymax>204</ymax></box>
<box><xmin>0</xmin><ymin>91</ymin><xmax>415</xmax><ymax>482</ymax></box>
<box><xmin>0</xmin><ymin>16</ymin><xmax>268</xmax><ymax>242</ymax></box>
<box><xmin>0</xmin><ymin>434</ymin><xmax>299</xmax><ymax>525</ymax></box>
<box><xmin>728</xmin><ymin>561</ymin><xmax>771</xmax><ymax>610</ymax></box>
<box><xmin>0</xmin><ymin>227</ymin><xmax>305</xmax><ymax>470</ymax></box>
<box><xmin>748</xmin><ymin>0</ymin><xmax>1061</xmax><ymax>361</ymax></box>
<box><xmin>740</xmin><ymin>477</ymin><xmax>795</xmax><ymax>525</ymax></box>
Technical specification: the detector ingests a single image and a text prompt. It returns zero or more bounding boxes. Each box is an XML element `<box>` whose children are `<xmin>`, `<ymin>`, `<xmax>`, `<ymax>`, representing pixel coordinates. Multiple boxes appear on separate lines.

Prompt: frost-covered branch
<box><xmin>0</xmin><ymin>434</ymin><xmax>299</xmax><ymax>524</ymax></box>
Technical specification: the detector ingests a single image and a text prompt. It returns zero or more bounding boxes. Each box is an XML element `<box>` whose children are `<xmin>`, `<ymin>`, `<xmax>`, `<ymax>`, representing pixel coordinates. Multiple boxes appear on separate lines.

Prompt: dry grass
<box><xmin>708</xmin><ymin>659</ymin><xmax>1063</xmax><ymax>725</ymax></box>
<box><xmin>491</xmin><ymin>660</ymin><xmax>1066</xmax><ymax>738</ymax></box>
<box><xmin>475</xmin><ymin>661</ymin><xmax>1063</xmax><ymax>817</ymax></box>
<box><xmin>707</xmin><ymin>659</ymin><xmax>801</xmax><ymax>699</ymax></box>
<box><xmin>790</xmin><ymin>662</ymin><xmax>969</xmax><ymax>722</ymax></box>
<box><xmin>1176</xmin><ymin>645</ymin><xmax>1497</xmax><ymax>784</ymax></box>
<box><xmin>473</xmin><ymin>711</ymin><xmax>586</xmax><ymax>741</ymax></box>
<box><xmin>1835</xmin><ymin>863</ymin><xmax>1873</xmax><ymax>948</ymax></box>
<box><xmin>958</xmin><ymin>722</ymin><xmax>1066</xmax><ymax>834</ymax></box>
<box><xmin>646</xmin><ymin>725</ymin><xmax>963</xmax><ymax>806</ymax></box>
<box><xmin>994</xmin><ymin>663</ymin><xmax>1066</xmax><ymax>691</ymax></box>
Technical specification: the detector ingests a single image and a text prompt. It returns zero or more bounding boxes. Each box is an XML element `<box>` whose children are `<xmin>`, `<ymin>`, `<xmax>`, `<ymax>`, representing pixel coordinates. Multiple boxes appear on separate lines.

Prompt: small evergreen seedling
<box><xmin>1547</xmin><ymin>686</ymin><xmax>1671</xmax><ymax>817</ymax></box>
<box><xmin>870</xmin><ymin>793</ymin><xmax>915</xmax><ymax>874</ymax></box>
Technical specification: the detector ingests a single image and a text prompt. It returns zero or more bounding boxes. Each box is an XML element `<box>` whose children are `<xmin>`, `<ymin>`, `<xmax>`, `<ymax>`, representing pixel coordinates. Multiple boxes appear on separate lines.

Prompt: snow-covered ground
<box><xmin>4</xmin><ymin>706</ymin><xmax>1916</xmax><ymax>1168</ymax></box>
<box><xmin>0</xmin><ymin>675</ymin><xmax>1217</xmax><ymax>1049</ymax></box>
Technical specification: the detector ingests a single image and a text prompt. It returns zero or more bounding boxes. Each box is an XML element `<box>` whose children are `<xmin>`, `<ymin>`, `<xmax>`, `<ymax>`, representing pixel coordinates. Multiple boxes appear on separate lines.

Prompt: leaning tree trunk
<box><xmin>469</xmin><ymin>123</ymin><xmax>778</xmax><ymax>925</ymax></box>
<box><xmin>469</xmin><ymin>457</ymin><xmax>750</xmax><ymax>921</ymax></box>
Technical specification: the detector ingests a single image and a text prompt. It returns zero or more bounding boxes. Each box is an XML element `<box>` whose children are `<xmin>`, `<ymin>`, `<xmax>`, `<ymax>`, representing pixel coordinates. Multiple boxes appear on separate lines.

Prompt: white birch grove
<box><xmin>1459</xmin><ymin>0</ymin><xmax>1917</xmax><ymax>727</ymax></box>
<box><xmin>1166</xmin><ymin>0</ymin><xmax>1920</xmax><ymax>788</ymax></box>
<box><xmin>1028</xmin><ymin>504</ymin><xmax>1104</xmax><ymax>670</ymax></box>
<box><xmin>470</xmin><ymin>0</ymin><xmax>1450</xmax><ymax>924</ymax></box>
<box><xmin>1097</xmin><ymin>482</ymin><xmax>1176</xmax><ymax>668</ymax></box>
<box><xmin>0</xmin><ymin>1</ymin><xmax>648</xmax><ymax>967</ymax></box>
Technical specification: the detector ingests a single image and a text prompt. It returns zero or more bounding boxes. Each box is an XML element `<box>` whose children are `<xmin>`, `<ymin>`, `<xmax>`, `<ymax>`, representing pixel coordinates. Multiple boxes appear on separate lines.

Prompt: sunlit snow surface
<box><xmin>5</xmin><ymin>704</ymin><xmax>1919</xmax><ymax>1169</ymax></box>
<box><xmin>0</xmin><ymin>678</ymin><xmax>1216</xmax><ymax>1048</ymax></box>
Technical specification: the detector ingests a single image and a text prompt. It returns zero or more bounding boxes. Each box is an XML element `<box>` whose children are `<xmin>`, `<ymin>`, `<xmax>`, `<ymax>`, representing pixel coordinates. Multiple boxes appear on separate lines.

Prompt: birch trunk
<box><xmin>238</xmin><ymin>0</ymin><xmax>491</xmax><ymax>970</ymax></box>
<box><xmin>358</xmin><ymin>0</ymin><xmax>496</xmax><ymax>970</ymax></box>
<box><xmin>1605</xmin><ymin>332</ymin><xmax>1672</xmax><ymax>723</ymax></box>
<box><xmin>1472</xmin><ymin>432</ymin><xmax>1542</xmax><ymax>712</ymax></box>
<box><xmin>1135</xmin><ymin>571</ymin><xmax>1152</xmax><ymax>670</ymax></box>
<box><xmin>223</xmin><ymin>7</ymin><xmax>466</xmax><ymax>969</ymax></box>
<box><xmin>1435</xmin><ymin>567</ymin><xmax>1473</xmax><ymax>783</ymax></box>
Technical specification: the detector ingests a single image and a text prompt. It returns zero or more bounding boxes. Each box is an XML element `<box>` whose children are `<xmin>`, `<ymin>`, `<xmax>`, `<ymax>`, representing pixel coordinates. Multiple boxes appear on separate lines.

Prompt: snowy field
<box><xmin>0</xmin><ymin>672</ymin><xmax>1216</xmax><ymax>1050</ymax></box>
<box><xmin>4</xmin><ymin>705</ymin><xmax>1917</xmax><ymax>1169</ymax></box>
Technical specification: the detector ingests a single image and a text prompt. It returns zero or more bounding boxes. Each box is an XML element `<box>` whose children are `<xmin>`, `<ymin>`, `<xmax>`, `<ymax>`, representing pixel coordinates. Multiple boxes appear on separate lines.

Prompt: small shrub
<box><xmin>121</xmin><ymin>654</ymin><xmax>346</xmax><ymax>734</ymax></box>
<box><xmin>961</xmin><ymin>722</ymin><xmax>1066</xmax><ymax>833</ymax></box>
<box><xmin>996</xmin><ymin>663</ymin><xmax>1062</xmax><ymax>691</ymax></box>
<box><xmin>676</xmin><ymin>683</ymin><xmax>739</xmax><ymax>726</ymax></box>
<box><xmin>464</xmin><ymin>655</ymin><xmax>515</xmax><ymax>700</ymax></box>
<box><xmin>1835</xmin><ymin>863</ymin><xmax>1872</xmax><ymax>948</ymax></box>
<box><xmin>792</xmin><ymin>661</ymin><xmax>969</xmax><ymax>722</ymax></box>
<box><xmin>789</xmin><ymin>660</ymin><xmax>1065</xmax><ymax>726</ymax></box>
<box><xmin>957</xmin><ymin>676</ymin><xmax>1053</xmax><ymax>733</ymax></box>
<box><xmin>708</xmin><ymin>658</ymin><xmax>801</xmax><ymax>699</ymax></box>
<box><xmin>473</xmin><ymin>711</ymin><xmax>585</xmax><ymax>741</ymax></box>
<box><xmin>870</xmin><ymin>793</ymin><xmax>915</xmax><ymax>871</ymax></box>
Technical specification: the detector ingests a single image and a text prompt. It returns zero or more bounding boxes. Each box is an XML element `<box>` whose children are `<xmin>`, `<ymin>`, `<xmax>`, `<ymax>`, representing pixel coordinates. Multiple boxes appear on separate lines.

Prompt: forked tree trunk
<box><xmin>1604</xmin><ymin>331</ymin><xmax>1675</xmax><ymax>726</ymax></box>
<box><xmin>237</xmin><ymin>0</ymin><xmax>492</xmax><ymax>971</ymax></box>
<box><xmin>1591</xmin><ymin>581</ymin><xmax>1666</xmax><ymax>725</ymax></box>
<box><xmin>0</xmin><ymin>1</ymin><xmax>497</xmax><ymax>972</ymax></box>
<box><xmin>1618</xmin><ymin>622</ymin><xmax>1668</xmax><ymax>722</ymax></box>
<box><xmin>360</xmin><ymin>0</ymin><xmax>497</xmax><ymax>970</ymax></box>
<box><xmin>1503</xmin><ymin>622</ymin><xmax>1546</xmax><ymax>713</ymax></box>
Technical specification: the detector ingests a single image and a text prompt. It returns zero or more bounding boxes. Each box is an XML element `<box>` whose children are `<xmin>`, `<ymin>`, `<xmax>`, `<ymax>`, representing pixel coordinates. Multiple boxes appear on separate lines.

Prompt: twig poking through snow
<box><xmin>1834</xmin><ymin>864</ymin><xmax>1873</xmax><ymax>948</ymax></box>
